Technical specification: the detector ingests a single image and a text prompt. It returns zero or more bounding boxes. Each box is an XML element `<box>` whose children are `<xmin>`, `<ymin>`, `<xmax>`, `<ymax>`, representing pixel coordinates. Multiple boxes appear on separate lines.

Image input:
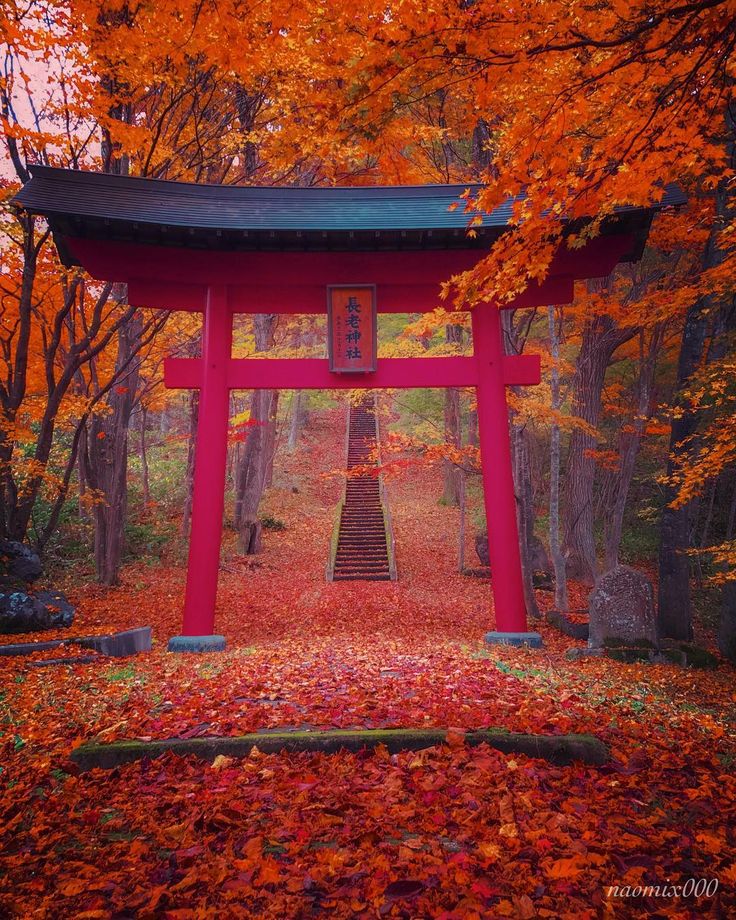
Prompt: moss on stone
<box><xmin>678</xmin><ymin>644</ymin><xmax>719</xmax><ymax>670</ymax></box>
<box><xmin>661</xmin><ymin>648</ymin><xmax>687</xmax><ymax>666</ymax></box>
<box><xmin>603</xmin><ymin>637</ymin><xmax>656</xmax><ymax>650</ymax></box>
<box><xmin>606</xmin><ymin>647</ymin><xmax>653</xmax><ymax>663</ymax></box>
<box><xmin>71</xmin><ymin>727</ymin><xmax>608</xmax><ymax>772</ymax></box>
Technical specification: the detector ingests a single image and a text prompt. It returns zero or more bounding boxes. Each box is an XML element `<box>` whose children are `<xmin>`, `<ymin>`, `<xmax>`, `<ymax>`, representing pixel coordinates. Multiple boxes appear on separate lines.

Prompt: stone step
<box><xmin>336</xmin><ymin>554</ymin><xmax>388</xmax><ymax>560</ymax></box>
<box><xmin>337</xmin><ymin>542</ymin><xmax>386</xmax><ymax>547</ymax></box>
<box><xmin>332</xmin><ymin>574</ymin><xmax>391</xmax><ymax>581</ymax></box>
<box><xmin>330</xmin><ymin>394</ymin><xmax>392</xmax><ymax>582</ymax></box>
<box><xmin>333</xmin><ymin>566</ymin><xmax>389</xmax><ymax>571</ymax></box>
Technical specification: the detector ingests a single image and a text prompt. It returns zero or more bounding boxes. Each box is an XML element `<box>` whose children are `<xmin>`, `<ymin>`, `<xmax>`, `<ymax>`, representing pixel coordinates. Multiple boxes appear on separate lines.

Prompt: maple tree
<box><xmin>263</xmin><ymin>0</ymin><xmax>736</xmax><ymax>640</ymax></box>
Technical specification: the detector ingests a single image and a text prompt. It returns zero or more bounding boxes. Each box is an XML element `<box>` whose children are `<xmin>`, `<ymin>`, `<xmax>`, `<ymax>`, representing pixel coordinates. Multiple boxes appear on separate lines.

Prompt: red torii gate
<box><xmin>13</xmin><ymin>167</ymin><xmax>679</xmax><ymax>651</ymax></box>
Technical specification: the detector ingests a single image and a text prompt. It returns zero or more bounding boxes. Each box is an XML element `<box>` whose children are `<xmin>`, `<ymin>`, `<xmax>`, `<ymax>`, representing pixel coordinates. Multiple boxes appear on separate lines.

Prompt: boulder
<box><xmin>0</xmin><ymin>540</ymin><xmax>42</xmax><ymax>583</ymax></box>
<box><xmin>0</xmin><ymin>592</ymin><xmax>51</xmax><ymax>633</ymax></box>
<box><xmin>0</xmin><ymin>589</ymin><xmax>75</xmax><ymax>633</ymax></box>
<box><xmin>588</xmin><ymin>565</ymin><xmax>658</xmax><ymax>649</ymax></box>
<box><xmin>34</xmin><ymin>590</ymin><xmax>75</xmax><ymax>628</ymax></box>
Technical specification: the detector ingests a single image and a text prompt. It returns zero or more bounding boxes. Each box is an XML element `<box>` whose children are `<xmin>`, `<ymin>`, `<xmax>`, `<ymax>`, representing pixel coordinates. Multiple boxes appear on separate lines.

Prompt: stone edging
<box><xmin>71</xmin><ymin>727</ymin><xmax>608</xmax><ymax>771</ymax></box>
<box><xmin>0</xmin><ymin>626</ymin><xmax>152</xmax><ymax>659</ymax></box>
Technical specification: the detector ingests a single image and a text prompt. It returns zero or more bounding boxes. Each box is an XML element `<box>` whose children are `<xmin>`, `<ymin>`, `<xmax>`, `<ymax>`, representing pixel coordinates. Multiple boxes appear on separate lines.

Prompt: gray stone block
<box><xmin>484</xmin><ymin>631</ymin><xmax>543</xmax><ymax>648</ymax></box>
<box><xmin>0</xmin><ymin>639</ymin><xmax>63</xmax><ymax>657</ymax></box>
<box><xmin>589</xmin><ymin>565</ymin><xmax>657</xmax><ymax>649</ymax></box>
<box><xmin>0</xmin><ymin>591</ymin><xmax>50</xmax><ymax>632</ymax></box>
<box><xmin>0</xmin><ymin>540</ymin><xmax>42</xmax><ymax>583</ymax></box>
<box><xmin>29</xmin><ymin>655</ymin><xmax>99</xmax><ymax>668</ymax></box>
<box><xmin>34</xmin><ymin>589</ymin><xmax>75</xmax><ymax>627</ymax></box>
<box><xmin>79</xmin><ymin>626</ymin><xmax>152</xmax><ymax>657</ymax></box>
<box><xmin>168</xmin><ymin>634</ymin><xmax>226</xmax><ymax>653</ymax></box>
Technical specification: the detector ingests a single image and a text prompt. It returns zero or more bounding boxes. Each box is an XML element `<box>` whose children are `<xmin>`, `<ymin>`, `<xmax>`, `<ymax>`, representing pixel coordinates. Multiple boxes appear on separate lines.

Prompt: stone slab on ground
<box><xmin>0</xmin><ymin>639</ymin><xmax>64</xmax><ymax>657</ymax></box>
<box><xmin>485</xmin><ymin>631</ymin><xmax>543</xmax><ymax>648</ymax></box>
<box><xmin>0</xmin><ymin>626</ymin><xmax>152</xmax><ymax>658</ymax></box>
<box><xmin>71</xmin><ymin>727</ymin><xmax>608</xmax><ymax>771</ymax></box>
<box><xmin>168</xmin><ymin>635</ymin><xmax>226</xmax><ymax>653</ymax></box>
<box><xmin>78</xmin><ymin>627</ymin><xmax>151</xmax><ymax>657</ymax></box>
<box><xmin>29</xmin><ymin>655</ymin><xmax>100</xmax><ymax>668</ymax></box>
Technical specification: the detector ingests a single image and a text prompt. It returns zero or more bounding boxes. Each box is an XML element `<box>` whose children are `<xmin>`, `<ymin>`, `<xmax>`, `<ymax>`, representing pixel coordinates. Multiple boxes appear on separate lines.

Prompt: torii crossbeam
<box><xmin>12</xmin><ymin>167</ymin><xmax>684</xmax><ymax>651</ymax></box>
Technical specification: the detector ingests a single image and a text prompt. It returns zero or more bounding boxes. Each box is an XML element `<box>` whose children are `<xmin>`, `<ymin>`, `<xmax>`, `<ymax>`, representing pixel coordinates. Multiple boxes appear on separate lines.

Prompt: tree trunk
<box><xmin>263</xmin><ymin>390</ymin><xmax>279</xmax><ymax>489</ymax></box>
<box><xmin>443</xmin><ymin>386</ymin><xmax>462</xmax><ymax>504</ymax></box>
<box><xmin>563</xmin><ymin>309</ymin><xmax>636</xmax><ymax>584</ymax></box>
<box><xmin>288</xmin><ymin>391</ymin><xmax>304</xmax><ymax>452</ymax></box>
<box><xmin>658</xmin><ymin>179</ymin><xmax>734</xmax><ymax>638</ymax></box>
<box><xmin>139</xmin><ymin>407</ymin><xmax>150</xmax><ymax>508</ymax></box>
<box><xmin>234</xmin><ymin>86</ymin><xmax>262</xmax><ymax>179</ymax></box>
<box><xmin>458</xmin><ymin>468</ymin><xmax>466</xmax><ymax>572</ymax></box>
<box><xmin>547</xmin><ymin>306</ymin><xmax>568</xmax><ymax>612</ymax></box>
<box><xmin>443</xmin><ymin>323</ymin><xmax>463</xmax><ymax>505</ymax></box>
<box><xmin>719</xmin><ymin>580</ymin><xmax>736</xmax><ymax>664</ymax></box>
<box><xmin>83</xmin><ymin>296</ymin><xmax>141</xmax><ymax>585</ymax></box>
<box><xmin>181</xmin><ymin>390</ymin><xmax>199</xmax><ymax>539</ymax></box>
<box><xmin>467</xmin><ymin>407</ymin><xmax>478</xmax><ymax>447</ymax></box>
<box><xmin>78</xmin><ymin>429</ymin><xmax>90</xmax><ymax>522</ymax></box>
<box><xmin>727</xmin><ymin>475</ymin><xmax>736</xmax><ymax>544</ymax></box>
<box><xmin>659</xmin><ymin>97</ymin><xmax>736</xmax><ymax>638</ymax></box>
<box><xmin>512</xmin><ymin>420</ymin><xmax>542</xmax><ymax>618</ymax></box>
<box><xmin>234</xmin><ymin>313</ymin><xmax>278</xmax><ymax>553</ymax></box>
<box><xmin>603</xmin><ymin>329</ymin><xmax>660</xmax><ymax>569</ymax></box>
<box><xmin>502</xmin><ymin>313</ymin><xmax>541</xmax><ymax>619</ymax></box>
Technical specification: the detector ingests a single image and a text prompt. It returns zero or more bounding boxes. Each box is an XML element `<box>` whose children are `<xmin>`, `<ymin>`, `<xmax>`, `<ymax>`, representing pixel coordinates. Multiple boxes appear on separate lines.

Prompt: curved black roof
<box><xmin>12</xmin><ymin>165</ymin><xmax>686</xmax><ymax>257</ymax></box>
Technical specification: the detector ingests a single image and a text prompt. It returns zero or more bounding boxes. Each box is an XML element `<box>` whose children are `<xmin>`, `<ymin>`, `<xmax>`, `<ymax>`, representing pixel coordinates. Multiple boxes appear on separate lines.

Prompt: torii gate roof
<box><xmin>12</xmin><ymin>167</ymin><xmax>685</xmax><ymax>314</ymax></box>
<box><xmin>13</xmin><ymin>165</ymin><xmax>684</xmax><ymax>260</ymax></box>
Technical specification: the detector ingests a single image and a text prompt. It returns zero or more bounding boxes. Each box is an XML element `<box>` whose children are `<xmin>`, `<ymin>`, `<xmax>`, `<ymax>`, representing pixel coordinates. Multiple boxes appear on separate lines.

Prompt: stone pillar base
<box><xmin>484</xmin><ymin>631</ymin><xmax>543</xmax><ymax>649</ymax></box>
<box><xmin>168</xmin><ymin>635</ymin><xmax>226</xmax><ymax>653</ymax></box>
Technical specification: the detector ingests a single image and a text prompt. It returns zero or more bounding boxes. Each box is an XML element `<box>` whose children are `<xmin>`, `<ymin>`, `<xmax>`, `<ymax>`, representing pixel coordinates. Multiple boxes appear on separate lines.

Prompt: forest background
<box><xmin>1</xmin><ymin>0</ymin><xmax>735</xmax><ymax>654</ymax></box>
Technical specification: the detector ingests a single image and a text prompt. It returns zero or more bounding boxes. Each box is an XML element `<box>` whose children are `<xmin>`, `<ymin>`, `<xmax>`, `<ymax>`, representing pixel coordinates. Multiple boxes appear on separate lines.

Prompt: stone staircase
<box><xmin>328</xmin><ymin>397</ymin><xmax>396</xmax><ymax>582</ymax></box>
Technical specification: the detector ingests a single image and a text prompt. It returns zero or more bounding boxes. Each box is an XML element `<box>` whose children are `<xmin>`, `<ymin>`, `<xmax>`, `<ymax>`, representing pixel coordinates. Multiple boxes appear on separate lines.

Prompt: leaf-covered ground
<box><xmin>1</xmin><ymin>409</ymin><xmax>735</xmax><ymax>918</ymax></box>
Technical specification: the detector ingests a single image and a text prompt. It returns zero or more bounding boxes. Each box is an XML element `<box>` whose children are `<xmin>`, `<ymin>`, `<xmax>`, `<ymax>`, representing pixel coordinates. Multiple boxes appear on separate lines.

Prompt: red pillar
<box><xmin>472</xmin><ymin>304</ymin><xmax>529</xmax><ymax>634</ymax></box>
<box><xmin>178</xmin><ymin>286</ymin><xmax>231</xmax><ymax>643</ymax></box>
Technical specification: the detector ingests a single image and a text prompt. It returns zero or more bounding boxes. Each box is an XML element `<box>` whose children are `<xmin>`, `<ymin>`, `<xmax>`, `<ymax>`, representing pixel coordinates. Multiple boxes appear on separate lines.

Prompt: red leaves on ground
<box><xmin>1</xmin><ymin>408</ymin><xmax>734</xmax><ymax>917</ymax></box>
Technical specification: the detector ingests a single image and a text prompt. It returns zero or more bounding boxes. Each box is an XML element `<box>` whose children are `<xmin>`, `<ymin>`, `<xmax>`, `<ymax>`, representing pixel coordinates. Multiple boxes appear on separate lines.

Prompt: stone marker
<box><xmin>588</xmin><ymin>565</ymin><xmax>658</xmax><ymax>649</ymax></box>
